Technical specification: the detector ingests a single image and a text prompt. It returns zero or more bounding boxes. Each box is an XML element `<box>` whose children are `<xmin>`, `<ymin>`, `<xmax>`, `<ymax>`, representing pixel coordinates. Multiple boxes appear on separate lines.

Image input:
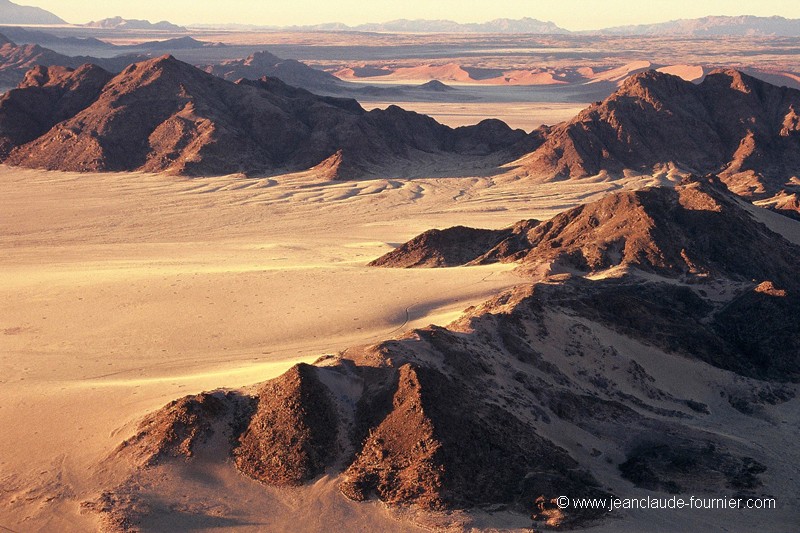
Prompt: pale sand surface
<box><xmin>0</xmin><ymin>165</ymin><xmax>644</xmax><ymax>531</ymax></box>
<box><xmin>361</xmin><ymin>101</ymin><xmax>587</xmax><ymax>131</ymax></box>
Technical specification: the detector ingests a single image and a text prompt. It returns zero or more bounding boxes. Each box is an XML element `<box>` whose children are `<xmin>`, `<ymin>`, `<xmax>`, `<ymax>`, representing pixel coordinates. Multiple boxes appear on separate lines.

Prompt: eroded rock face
<box><xmin>235</xmin><ymin>363</ymin><xmax>339</xmax><ymax>486</ymax></box>
<box><xmin>340</xmin><ymin>363</ymin><xmax>607</xmax><ymax>524</ymax></box>
<box><xmin>339</xmin><ymin>364</ymin><xmax>445</xmax><ymax>509</ymax></box>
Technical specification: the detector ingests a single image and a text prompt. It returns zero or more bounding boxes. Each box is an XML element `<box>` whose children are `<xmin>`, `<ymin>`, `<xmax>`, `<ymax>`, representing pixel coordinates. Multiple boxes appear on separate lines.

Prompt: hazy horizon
<box><xmin>17</xmin><ymin>0</ymin><xmax>800</xmax><ymax>30</ymax></box>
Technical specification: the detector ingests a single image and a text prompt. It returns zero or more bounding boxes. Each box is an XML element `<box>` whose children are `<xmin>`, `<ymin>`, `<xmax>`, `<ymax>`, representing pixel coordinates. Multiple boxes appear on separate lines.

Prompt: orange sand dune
<box><xmin>656</xmin><ymin>64</ymin><xmax>706</xmax><ymax>82</ymax></box>
<box><xmin>586</xmin><ymin>60</ymin><xmax>653</xmax><ymax>84</ymax></box>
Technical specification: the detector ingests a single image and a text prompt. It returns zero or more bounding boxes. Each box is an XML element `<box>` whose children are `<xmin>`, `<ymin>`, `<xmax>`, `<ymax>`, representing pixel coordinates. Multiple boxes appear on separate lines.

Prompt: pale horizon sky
<box><xmin>19</xmin><ymin>0</ymin><xmax>800</xmax><ymax>30</ymax></box>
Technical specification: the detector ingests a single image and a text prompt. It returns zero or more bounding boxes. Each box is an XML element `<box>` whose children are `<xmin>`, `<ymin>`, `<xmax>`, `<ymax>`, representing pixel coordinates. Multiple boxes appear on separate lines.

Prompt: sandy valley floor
<box><xmin>0</xmin><ymin>164</ymin><xmax>653</xmax><ymax>531</ymax></box>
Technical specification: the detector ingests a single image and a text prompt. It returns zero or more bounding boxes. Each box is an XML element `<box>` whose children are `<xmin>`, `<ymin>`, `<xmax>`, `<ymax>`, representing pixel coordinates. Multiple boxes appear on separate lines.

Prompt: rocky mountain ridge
<box><xmin>0</xmin><ymin>55</ymin><xmax>528</xmax><ymax>177</ymax></box>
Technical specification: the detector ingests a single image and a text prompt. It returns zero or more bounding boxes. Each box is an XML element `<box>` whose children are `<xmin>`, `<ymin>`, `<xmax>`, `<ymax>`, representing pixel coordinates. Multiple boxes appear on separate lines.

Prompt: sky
<box><xmin>21</xmin><ymin>0</ymin><xmax>800</xmax><ymax>30</ymax></box>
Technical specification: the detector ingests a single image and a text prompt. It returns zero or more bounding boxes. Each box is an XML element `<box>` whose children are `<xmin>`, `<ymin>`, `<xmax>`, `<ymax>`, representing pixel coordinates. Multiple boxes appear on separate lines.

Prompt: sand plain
<box><xmin>0</xmin><ymin>163</ymin><xmax>650</xmax><ymax>531</ymax></box>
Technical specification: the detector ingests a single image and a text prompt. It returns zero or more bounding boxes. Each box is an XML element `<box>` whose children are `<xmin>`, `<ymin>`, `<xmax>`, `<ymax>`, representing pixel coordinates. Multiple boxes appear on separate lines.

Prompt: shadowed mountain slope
<box><xmin>598</xmin><ymin>15</ymin><xmax>800</xmax><ymax>37</ymax></box>
<box><xmin>370</xmin><ymin>220</ymin><xmax>539</xmax><ymax>268</ymax></box>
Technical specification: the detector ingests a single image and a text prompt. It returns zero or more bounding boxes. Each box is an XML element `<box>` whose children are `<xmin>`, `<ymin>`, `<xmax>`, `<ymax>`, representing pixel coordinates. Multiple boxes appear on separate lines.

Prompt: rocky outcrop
<box><xmin>369</xmin><ymin>223</ymin><xmax>536</xmax><ymax>267</ymax></box>
<box><xmin>115</xmin><ymin>391</ymin><xmax>245</xmax><ymax>467</ymax></box>
<box><xmin>0</xmin><ymin>55</ymin><xmax>528</xmax><ymax>177</ymax></box>
<box><xmin>235</xmin><ymin>364</ymin><xmax>338</xmax><ymax>486</ymax></box>
<box><xmin>0</xmin><ymin>63</ymin><xmax>113</xmax><ymax>156</ymax></box>
<box><xmin>373</xmin><ymin>176</ymin><xmax>800</xmax><ymax>381</ymax></box>
<box><xmin>338</xmin><ymin>362</ymin><xmax>607</xmax><ymax>528</ymax></box>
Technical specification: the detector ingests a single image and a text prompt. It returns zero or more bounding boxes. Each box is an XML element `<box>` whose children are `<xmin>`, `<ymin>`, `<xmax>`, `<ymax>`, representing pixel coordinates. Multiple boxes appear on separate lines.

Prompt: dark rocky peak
<box><xmin>417</xmin><ymin>79</ymin><xmax>454</xmax><ymax>92</ymax></box>
<box><xmin>243</xmin><ymin>50</ymin><xmax>286</xmax><ymax>67</ymax></box>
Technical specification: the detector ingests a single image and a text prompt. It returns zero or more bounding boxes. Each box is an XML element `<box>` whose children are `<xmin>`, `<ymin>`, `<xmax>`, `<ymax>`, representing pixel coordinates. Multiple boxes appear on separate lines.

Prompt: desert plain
<box><xmin>0</xmin><ymin>11</ymin><xmax>799</xmax><ymax>533</ymax></box>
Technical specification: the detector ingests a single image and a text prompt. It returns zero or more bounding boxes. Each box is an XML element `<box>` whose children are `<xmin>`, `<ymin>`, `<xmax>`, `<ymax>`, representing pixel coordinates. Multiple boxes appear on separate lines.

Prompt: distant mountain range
<box><xmin>191</xmin><ymin>17</ymin><xmax>569</xmax><ymax>34</ymax></box>
<box><xmin>596</xmin><ymin>15</ymin><xmax>800</xmax><ymax>36</ymax></box>
<box><xmin>0</xmin><ymin>31</ymin><xmax>229</xmax><ymax>90</ymax></box>
<box><xmin>0</xmin><ymin>32</ymin><xmax>151</xmax><ymax>88</ymax></box>
<box><xmin>82</xmin><ymin>16</ymin><xmax>186</xmax><ymax>31</ymax></box>
<box><xmin>190</xmin><ymin>15</ymin><xmax>800</xmax><ymax>36</ymax></box>
<box><xmin>1</xmin><ymin>2</ymin><xmax>800</xmax><ymax>38</ymax></box>
<box><xmin>302</xmin><ymin>17</ymin><xmax>567</xmax><ymax>34</ymax></box>
<box><xmin>201</xmin><ymin>50</ymin><xmax>343</xmax><ymax>91</ymax></box>
<box><xmin>0</xmin><ymin>0</ymin><xmax>64</xmax><ymax>25</ymax></box>
<box><xmin>0</xmin><ymin>1</ymin><xmax>185</xmax><ymax>30</ymax></box>
<box><xmin>0</xmin><ymin>26</ymin><xmax>114</xmax><ymax>50</ymax></box>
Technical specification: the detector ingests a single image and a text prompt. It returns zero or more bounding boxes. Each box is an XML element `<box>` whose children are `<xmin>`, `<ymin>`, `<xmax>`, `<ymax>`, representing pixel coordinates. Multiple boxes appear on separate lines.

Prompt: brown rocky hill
<box><xmin>369</xmin><ymin>220</ymin><xmax>539</xmax><ymax>268</ymax></box>
<box><xmin>0</xmin><ymin>55</ymin><xmax>528</xmax><ymax>177</ymax></box>
<box><xmin>0</xmin><ymin>64</ymin><xmax>113</xmax><ymax>157</ymax></box>
<box><xmin>516</xmin><ymin>69</ymin><xmax>800</xmax><ymax>215</ymax></box>
<box><xmin>0</xmin><ymin>37</ymin><xmax>93</xmax><ymax>89</ymax></box>
<box><xmin>90</xmin><ymin>176</ymin><xmax>800</xmax><ymax>530</ymax></box>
